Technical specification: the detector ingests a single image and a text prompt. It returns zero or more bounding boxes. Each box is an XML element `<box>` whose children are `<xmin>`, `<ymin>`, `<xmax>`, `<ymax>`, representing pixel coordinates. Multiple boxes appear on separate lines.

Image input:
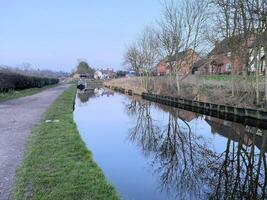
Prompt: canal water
<box><xmin>74</xmin><ymin>88</ymin><xmax>267</xmax><ymax>200</ymax></box>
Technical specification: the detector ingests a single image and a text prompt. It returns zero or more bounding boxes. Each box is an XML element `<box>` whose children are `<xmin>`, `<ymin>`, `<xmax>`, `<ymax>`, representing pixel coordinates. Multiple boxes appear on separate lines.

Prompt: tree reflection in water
<box><xmin>77</xmin><ymin>89</ymin><xmax>94</xmax><ymax>103</ymax></box>
<box><xmin>208</xmin><ymin>128</ymin><xmax>267</xmax><ymax>200</ymax></box>
<box><xmin>125</xmin><ymin>98</ymin><xmax>267</xmax><ymax>200</ymax></box>
<box><xmin>126</xmin><ymin>100</ymin><xmax>160</xmax><ymax>155</ymax></box>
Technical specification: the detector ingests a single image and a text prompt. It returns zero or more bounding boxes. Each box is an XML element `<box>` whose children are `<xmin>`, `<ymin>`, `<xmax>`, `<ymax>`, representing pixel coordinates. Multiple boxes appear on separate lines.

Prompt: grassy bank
<box><xmin>105</xmin><ymin>76</ymin><xmax>266</xmax><ymax>109</ymax></box>
<box><xmin>202</xmin><ymin>74</ymin><xmax>265</xmax><ymax>82</ymax></box>
<box><xmin>0</xmin><ymin>84</ymin><xmax>58</xmax><ymax>102</ymax></box>
<box><xmin>13</xmin><ymin>85</ymin><xmax>119</xmax><ymax>200</ymax></box>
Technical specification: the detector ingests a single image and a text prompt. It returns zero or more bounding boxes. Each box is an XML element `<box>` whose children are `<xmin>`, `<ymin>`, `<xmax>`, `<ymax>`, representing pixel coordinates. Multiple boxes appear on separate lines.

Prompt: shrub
<box><xmin>0</xmin><ymin>71</ymin><xmax>59</xmax><ymax>92</ymax></box>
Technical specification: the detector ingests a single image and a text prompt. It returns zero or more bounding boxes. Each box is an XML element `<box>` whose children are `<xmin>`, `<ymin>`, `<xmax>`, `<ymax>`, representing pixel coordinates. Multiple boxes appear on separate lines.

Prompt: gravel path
<box><xmin>0</xmin><ymin>84</ymin><xmax>70</xmax><ymax>200</ymax></box>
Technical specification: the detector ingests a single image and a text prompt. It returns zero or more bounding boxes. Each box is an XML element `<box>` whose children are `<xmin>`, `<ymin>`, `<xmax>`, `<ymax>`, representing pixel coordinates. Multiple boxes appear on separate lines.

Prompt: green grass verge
<box><xmin>13</xmin><ymin>85</ymin><xmax>119</xmax><ymax>200</ymax></box>
<box><xmin>0</xmin><ymin>84</ymin><xmax>58</xmax><ymax>102</ymax></box>
<box><xmin>202</xmin><ymin>74</ymin><xmax>265</xmax><ymax>82</ymax></box>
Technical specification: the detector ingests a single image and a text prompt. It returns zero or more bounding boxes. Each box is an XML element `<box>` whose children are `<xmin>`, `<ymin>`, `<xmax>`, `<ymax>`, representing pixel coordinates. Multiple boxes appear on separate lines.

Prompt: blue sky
<box><xmin>0</xmin><ymin>0</ymin><xmax>161</xmax><ymax>72</ymax></box>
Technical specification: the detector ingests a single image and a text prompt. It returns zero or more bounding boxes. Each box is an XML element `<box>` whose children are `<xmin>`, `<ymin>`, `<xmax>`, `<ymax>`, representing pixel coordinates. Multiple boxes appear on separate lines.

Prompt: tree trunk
<box><xmin>176</xmin><ymin>72</ymin><xmax>180</xmax><ymax>95</ymax></box>
<box><xmin>231</xmin><ymin>67</ymin><xmax>234</xmax><ymax>97</ymax></box>
<box><xmin>145</xmin><ymin>71</ymin><xmax>149</xmax><ymax>92</ymax></box>
<box><xmin>255</xmin><ymin>48</ymin><xmax>260</xmax><ymax>105</ymax></box>
<box><xmin>265</xmin><ymin>48</ymin><xmax>267</xmax><ymax>104</ymax></box>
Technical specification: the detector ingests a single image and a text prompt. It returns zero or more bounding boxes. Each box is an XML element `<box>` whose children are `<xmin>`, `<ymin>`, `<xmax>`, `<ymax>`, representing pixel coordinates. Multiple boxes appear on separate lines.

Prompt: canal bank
<box><xmin>13</xmin><ymin>85</ymin><xmax>118</xmax><ymax>200</ymax></box>
<box><xmin>104</xmin><ymin>76</ymin><xmax>267</xmax><ymax>110</ymax></box>
<box><xmin>104</xmin><ymin>83</ymin><xmax>267</xmax><ymax>128</ymax></box>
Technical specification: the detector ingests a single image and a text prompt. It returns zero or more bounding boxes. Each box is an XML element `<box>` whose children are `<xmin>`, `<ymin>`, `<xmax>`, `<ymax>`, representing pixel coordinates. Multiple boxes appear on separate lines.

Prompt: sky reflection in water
<box><xmin>74</xmin><ymin>88</ymin><xmax>267</xmax><ymax>200</ymax></box>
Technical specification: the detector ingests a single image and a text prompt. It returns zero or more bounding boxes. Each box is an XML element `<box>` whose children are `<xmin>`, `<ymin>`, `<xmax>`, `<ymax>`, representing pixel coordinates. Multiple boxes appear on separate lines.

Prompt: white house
<box><xmin>94</xmin><ymin>70</ymin><xmax>103</xmax><ymax>80</ymax></box>
<box><xmin>249</xmin><ymin>46</ymin><xmax>266</xmax><ymax>74</ymax></box>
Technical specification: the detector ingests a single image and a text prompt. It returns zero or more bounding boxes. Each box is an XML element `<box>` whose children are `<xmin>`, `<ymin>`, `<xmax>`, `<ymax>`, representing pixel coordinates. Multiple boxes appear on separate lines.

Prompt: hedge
<box><xmin>0</xmin><ymin>71</ymin><xmax>59</xmax><ymax>92</ymax></box>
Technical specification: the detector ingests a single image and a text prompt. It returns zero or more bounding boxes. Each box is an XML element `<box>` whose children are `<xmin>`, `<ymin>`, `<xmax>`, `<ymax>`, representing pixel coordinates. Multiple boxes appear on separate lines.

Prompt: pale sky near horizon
<box><xmin>0</xmin><ymin>0</ymin><xmax>161</xmax><ymax>72</ymax></box>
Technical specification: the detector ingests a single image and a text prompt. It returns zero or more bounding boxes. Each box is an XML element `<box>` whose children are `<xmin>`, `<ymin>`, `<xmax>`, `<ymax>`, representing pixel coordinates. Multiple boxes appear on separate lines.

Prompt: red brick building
<box><xmin>193</xmin><ymin>35</ymin><xmax>266</xmax><ymax>75</ymax></box>
<box><xmin>156</xmin><ymin>49</ymin><xmax>200</xmax><ymax>76</ymax></box>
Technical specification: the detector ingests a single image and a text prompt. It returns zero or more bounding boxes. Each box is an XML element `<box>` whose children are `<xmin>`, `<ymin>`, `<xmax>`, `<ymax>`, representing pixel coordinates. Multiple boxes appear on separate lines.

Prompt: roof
<box><xmin>210</xmin><ymin>58</ymin><xmax>224</xmax><ymax>66</ymax></box>
<box><xmin>98</xmin><ymin>69</ymin><xmax>115</xmax><ymax>74</ymax></box>
<box><xmin>164</xmin><ymin>49</ymin><xmax>198</xmax><ymax>62</ymax></box>
<box><xmin>209</xmin><ymin>33</ymin><xmax>267</xmax><ymax>56</ymax></box>
<box><xmin>208</xmin><ymin>35</ymin><xmax>245</xmax><ymax>56</ymax></box>
<box><xmin>191</xmin><ymin>58</ymin><xmax>209</xmax><ymax>69</ymax></box>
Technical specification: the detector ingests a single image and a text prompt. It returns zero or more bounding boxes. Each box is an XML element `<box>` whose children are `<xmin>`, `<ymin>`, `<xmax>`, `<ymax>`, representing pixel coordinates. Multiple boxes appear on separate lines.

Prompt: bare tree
<box><xmin>156</xmin><ymin>0</ymin><xmax>183</xmax><ymax>93</ymax></box>
<box><xmin>156</xmin><ymin>0</ymin><xmax>208</xmax><ymax>94</ymax></box>
<box><xmin>124</xmin><ymin>26</ymin><xmax>160</xmax><ymax>92</ymax></box>
<box><xmin>123</xmin><ymin>44</ymin><xmax>142</xmax><ymax>75</ymax></box>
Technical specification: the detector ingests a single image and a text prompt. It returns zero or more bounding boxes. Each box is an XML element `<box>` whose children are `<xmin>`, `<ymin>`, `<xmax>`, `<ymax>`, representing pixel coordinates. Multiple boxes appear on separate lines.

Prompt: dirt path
<box><xmin>0</xmin><ymin>84</ymin><xmax>70</xmax><ymax>200</ymax></box>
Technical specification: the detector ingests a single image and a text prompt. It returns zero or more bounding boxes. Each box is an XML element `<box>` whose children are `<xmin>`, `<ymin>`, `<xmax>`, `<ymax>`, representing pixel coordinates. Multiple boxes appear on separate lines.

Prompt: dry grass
<box><xmin>105</xmin><ymin>75</ymin><xmax>266</xmax><ymax>109</ymax></box>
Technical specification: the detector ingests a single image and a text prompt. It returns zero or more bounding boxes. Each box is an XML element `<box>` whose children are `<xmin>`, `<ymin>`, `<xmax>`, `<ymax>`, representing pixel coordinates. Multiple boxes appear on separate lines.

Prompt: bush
<box><xmin>0</xmin><ymin>71</ymin><xmax>59</xmax><ymax>92</ymax></box>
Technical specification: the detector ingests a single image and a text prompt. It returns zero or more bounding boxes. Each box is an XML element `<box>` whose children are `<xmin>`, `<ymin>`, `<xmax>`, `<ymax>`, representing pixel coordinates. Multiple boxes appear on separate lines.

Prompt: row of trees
<box><xmin>124</xmin><ymin>0</ymin><xmax>267</xmax><ymax>105</ymax></box>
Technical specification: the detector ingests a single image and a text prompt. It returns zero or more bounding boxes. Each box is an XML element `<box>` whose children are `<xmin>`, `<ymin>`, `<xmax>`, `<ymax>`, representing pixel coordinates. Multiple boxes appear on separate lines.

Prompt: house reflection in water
<box><xmin>77</xmin><ymin>88</ymin><xmax>114</xmax><ymax>104</ymax></box>
<box><xmin>151</xmin><ymin>98</ymin><xmax>267</xmax><ymax>153</ymax></box>
<box><xmin>205</xmin><ymin>116</ymin><xmax>267</xmax><ymax>153</ymax></box>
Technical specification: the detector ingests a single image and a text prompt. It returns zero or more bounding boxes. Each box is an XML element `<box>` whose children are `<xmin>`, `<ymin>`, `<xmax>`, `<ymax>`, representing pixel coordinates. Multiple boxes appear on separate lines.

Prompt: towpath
<box><xmin>0</xmin><ymin>84</ymin><xmax>70</xmax><ymax>200</ymax></box>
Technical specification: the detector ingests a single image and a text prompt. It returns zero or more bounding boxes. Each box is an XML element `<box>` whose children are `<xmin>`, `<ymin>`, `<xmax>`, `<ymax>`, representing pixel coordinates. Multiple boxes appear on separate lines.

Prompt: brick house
<box><xmin>192</xmin><ymin>56</ymin><xmax>245</xmax><ymax>75</ymax></box>
<box><xmin>157</xmin><ymin>60</ymin><xmax>172</xmax><ymax>76</ymax></box>
<box><xmin>156</xmin><ymin>49</ymin><xmax>200</xmax><ymax>76</ymax></box>
<box><xmin>207</xmin><ymin>36</ymin><xmax>248</xmax><ymax>74</ymax></box>
<box><xmin>193</xmin><ymin>35</ymin><xmax>266</xmax><ymax>75</ymax></box>
<box><xmin>191</xmin><ymin>58</ymin><xmax>209</xmax><ymax>74</ymax></box>
<box><xmin>208</xmin><ymin>54</ymin><xmax>244</xmax><ymax>74</ymax></box>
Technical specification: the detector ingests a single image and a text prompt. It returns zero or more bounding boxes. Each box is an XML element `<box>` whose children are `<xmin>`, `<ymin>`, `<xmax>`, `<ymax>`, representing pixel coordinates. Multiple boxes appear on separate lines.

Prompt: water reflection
<box><xmin>126</xmin><ymin>99</ymin><xmax>215</xmax><ymax>199</ymax></box>
<box><xmin>77</xmin><ymin>89</ymin><xmax>94</xmax><ymax>103</ymax></box>
<box><xmin>208</xmin><ymin>133</ymin><xmax>267</xmax><ymax>199</ymax></box>
<box><xmin>75</xmin><ymin>88</ymin><xmax>267</xmax><ymax>200</ymax></box>
<box><xmin>77</xmin><ymin>88</ymin><xmax>114</xmax><ymax>104</ymax></box>
<box><xmin>126</xmin><ymin>97</ymin><xmax>267</xmax><ymax>199</ymax></box>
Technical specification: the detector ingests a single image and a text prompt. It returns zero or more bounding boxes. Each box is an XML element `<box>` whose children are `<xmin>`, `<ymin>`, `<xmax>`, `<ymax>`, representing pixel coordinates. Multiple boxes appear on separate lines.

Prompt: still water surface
<box><xmin>74</xmin><ymin>88</ymin><xmax>267</xmax><ymax>200</ymax></box>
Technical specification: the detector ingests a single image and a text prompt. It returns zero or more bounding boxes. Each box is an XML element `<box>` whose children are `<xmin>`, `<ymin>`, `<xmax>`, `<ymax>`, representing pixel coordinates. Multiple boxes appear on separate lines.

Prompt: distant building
<box><xmin>126</xmin><ymin>71</ymin><xmax>137</xmax><ymax>78</ymax></box>
<box><xmin>156</xmin><ymin>49</ymin><xmax>200</xmax><ymax>76</ymax></box>
<box><xmin>94</xmin><ymin>70</ymin><xmax>103</xmax><ymax>80</ymax></box>
<box><xmin>101</xmin><ymin>68</ymin><xmax>116</xmax><ymax>79</ymax></box>
<box><xmin>94</xmin><ymin>68</ymin><xmax>116</xmax><ymax>80</ymax></box>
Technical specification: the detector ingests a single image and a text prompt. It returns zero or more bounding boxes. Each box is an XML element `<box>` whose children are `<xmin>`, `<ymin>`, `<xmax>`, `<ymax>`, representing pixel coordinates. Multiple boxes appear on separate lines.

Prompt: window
<box><xmin>227</xmin><ymin>52</ymin><xmax>231</xmax><ymax>57</ymax></box>
<box><xmin>226</xmin><ymin>63</ymin><xmax>232</xmax><ymax>72</ymax></box>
